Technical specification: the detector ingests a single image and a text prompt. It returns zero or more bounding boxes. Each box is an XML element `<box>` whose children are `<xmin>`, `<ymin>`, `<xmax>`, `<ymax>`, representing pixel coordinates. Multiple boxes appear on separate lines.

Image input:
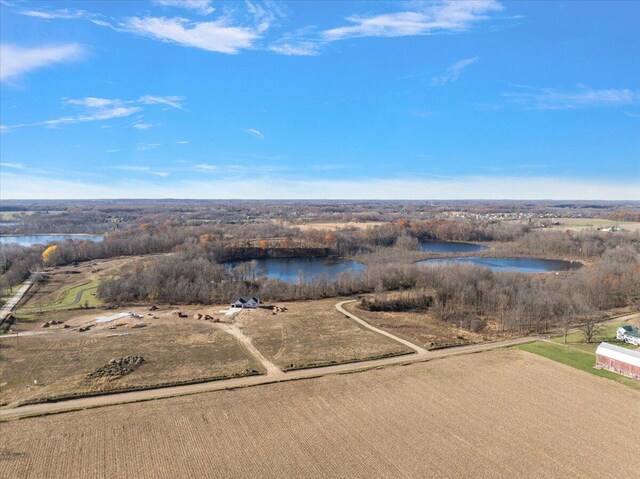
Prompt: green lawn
<box><xmin>19</xmin><ymin>280</ymin><xmax>102</xmax><ymax>313</ymax></box>
<box><xmin>551</xmin><ymin>322</ymin><xmax>637</xmax><ymax>353</ymax></box>
<box><xmin>515</xmin><ymin>341</ymin><xmax>640</xmax><ymax>391</ymax></box>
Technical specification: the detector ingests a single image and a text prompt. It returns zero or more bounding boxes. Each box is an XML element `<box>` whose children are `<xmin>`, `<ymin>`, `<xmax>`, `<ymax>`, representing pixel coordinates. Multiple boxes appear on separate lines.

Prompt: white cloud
<box><xmin>268</xmin><ymin>41</ymin><xmax>321</xmax><ymax>56</ymax></box>
<box><xmin>503</xmin><ymin>86</ymin><xmax>640</xmax><ymax>110</ymax></box>
<box><xmin>245</xmin><ymin>128</ymin><xmax>265</xmax><ymax>139</ymax></box>
<box><xmin>155</xmin><ymin>0</ymin><xmax>215</xmax><ymax>16</ymax></box>
<box><xmin>176</xmin><ymin>140</ymin><xmax>189</xmax><ymax>144</ymax></box>
<box><xmin>65</xmin><ymin>97</ymin><xmax>118</xmax><ymax>108</ymax></box>
<box><xmin>5</xmin><ymin>95</ymin><xmax>184</xmax><ymax>130</ymax></box>
<box><xmin>137</xmin><ymin>143</ymin><xmax>162</xmax><ymax>151</ymax></box>
<box><xmin>18</xmin><ymin>8</ymin><xmax>88</xmax><ymax>20</ymax></box>
<box><xmin>138</xmin><ymin>95</ymin><xmax>185</xmax><ymax>109</ymax></box>
<box><xmin>431</xmin><ymin>56</ymin><xmax>479</xmax><ymax>86</ymax></box>
<box><xmin>322</xmin><ymin>1</ymin><xmax>503</xmax><ymax>41</ymax></box>
<box><xmin>0</xmin><ymin>162</ymin><xmax>25</xmax><ymax>169</ymax></box>
<box><xmin>193</xmin><ymin>163</ymin><xmax>218</xmax><ymax>172</ymax></box>
<box><xmin>113</xmin><ymin>165</ymin><xmax>169</xmax><ymax>177</ymax></box>
<box><xmin>125</xmin><ymin>16</ymin><xmax>260</xmax><ymax>54</ymax></box>
<box><xmin>0</xmin><ymin>43</ymin><xmax>85</xmax><ymax>82</ymax></box>
<box><xmin>2</xmin><ymin>172</ymin><xmax>638</xmax><ymax>201</ymax></box>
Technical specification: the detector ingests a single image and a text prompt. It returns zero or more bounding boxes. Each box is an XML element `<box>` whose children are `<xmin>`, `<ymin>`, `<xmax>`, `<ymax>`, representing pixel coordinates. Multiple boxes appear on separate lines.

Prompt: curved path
<box><xmin>336</xmin><ymin>300</ymin><xmax>429</xmax><ymax>354</ymax></box>
<box><xmin>3</xmin><ymin>306</ymin><xmax>635</xmax><ymax>421</ymax></box>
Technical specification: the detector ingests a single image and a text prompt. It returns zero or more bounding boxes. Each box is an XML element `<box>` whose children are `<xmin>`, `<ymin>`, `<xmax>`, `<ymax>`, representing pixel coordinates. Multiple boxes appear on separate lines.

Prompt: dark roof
<box><xmin>235</xmin><ymin>296</ymin><xmax>259</xmax><ymax>303</ymax></box>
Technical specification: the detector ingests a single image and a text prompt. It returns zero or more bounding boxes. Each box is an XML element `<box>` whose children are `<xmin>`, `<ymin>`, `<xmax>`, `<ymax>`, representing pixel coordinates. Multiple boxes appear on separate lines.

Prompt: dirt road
<box><xmin>2</xmin><ymin>303</ymin><xmax>636</xmax><ymax>421</ymax></box>
<box><xmin>0</xmin><ymin>274</ymin><xmax>36</xmax><ymax>321</ymax></box>
<box><xmin>336</xmin><ymin>300</ymin><xmax>429</xmax><ymax>353</ymax></box>
<box><xmin>214</xmin><ymin>323</ymin><xmax>284</xmax><ymax>377</ymax></box>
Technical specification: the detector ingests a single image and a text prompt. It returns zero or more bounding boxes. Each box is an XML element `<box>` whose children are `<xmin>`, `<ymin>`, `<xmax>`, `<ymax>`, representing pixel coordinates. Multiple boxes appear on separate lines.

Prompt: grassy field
<box><xmin>0</xmin><ymin>321</ymin><xmax>263</xmax><ymax>406</ymax></box>
<box><xmin>19</xmin><ymin>280</ymin><xmax>101</xmax><ymax>314</ymax></box>
<box><xmin>514</xmin><ymin>341</ymin><xmax>640</xmax><ymax>391</ymax></box>
<box><xmin>343</xmin><ymin>301</ymin><xmax>484</xmax><ymax>349</ymax></box>
<box><xmin>550</xmin><ymin>321</ymin><xmax>638</xmax><ymax>352</ymax></box>
<box><xmin>548</xmin><ymin>217</ymin><xmax>640</xmax><ymax>231</ymax></box>
<box><xmin>1</xmin><ymin>349</ymin><xmax>638</xmax><ymax>479</ymax></box>
<box><xmin>236</xmin><ymin>299</ymin><xmax>412</xmax><ymax>370</ymax></box>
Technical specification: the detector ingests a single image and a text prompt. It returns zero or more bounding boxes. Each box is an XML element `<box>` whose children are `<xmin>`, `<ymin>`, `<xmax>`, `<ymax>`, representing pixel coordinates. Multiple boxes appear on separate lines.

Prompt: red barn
<box><xmin>595</xmin><ymin>342</ymin><xmax>640</xmax><ymax>380</ymax></box>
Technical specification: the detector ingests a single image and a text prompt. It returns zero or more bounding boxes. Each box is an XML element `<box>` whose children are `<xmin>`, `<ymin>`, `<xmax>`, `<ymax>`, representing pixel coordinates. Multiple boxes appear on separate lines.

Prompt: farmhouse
<box><xmin>616</xmin><ymin>325</ymin><xmax>640</xmax><ymax>346</ymax></box>
<box><xmin>231</xmin><ymin>296</ymin><xmax>260</xmax><ymax>309</ymax></box>
<box><xmin>595</xmin><ymin>342</ymin><xmax>640</xmax><ymax>380</ymax></box>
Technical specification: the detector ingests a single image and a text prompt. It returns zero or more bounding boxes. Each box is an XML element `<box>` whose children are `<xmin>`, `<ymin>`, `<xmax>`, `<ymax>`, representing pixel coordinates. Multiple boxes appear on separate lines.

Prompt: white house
<box><xmin>617</xmin><ymin>325</ymin><xmax>640</xmax><ymax>346</ymax></box>
<box><xmin>231</xmin><ymin>296</ymin><xmax>261</xmax><ymax>309</ymax></box>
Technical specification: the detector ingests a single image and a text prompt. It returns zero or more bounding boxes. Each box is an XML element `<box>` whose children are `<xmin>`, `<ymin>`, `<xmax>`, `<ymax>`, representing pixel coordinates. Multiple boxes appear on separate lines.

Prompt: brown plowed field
<box><xmin>2</xmin><ymin>349</ymin><xmax>638</xmax><ymax>478</ymax></box>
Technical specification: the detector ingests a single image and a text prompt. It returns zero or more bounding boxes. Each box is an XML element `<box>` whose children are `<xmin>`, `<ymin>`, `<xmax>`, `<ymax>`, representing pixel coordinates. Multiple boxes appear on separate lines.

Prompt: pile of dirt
<box><xmin>87</xmin><ymin>356</ymin><xmax>146</xmax><ymax>380</ymax></box>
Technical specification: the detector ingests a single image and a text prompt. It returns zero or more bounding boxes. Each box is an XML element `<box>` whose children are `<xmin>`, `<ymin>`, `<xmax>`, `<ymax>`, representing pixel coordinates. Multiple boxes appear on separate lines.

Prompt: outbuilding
<box><xmin>595</xmin><ymin>342</ymin><xmax>640</xmax><ymax>380</ymax></box>
<box><xmin>231</xmin><ymin>296</ymin><xmax>260</xmax><ymax>309</ymax></box>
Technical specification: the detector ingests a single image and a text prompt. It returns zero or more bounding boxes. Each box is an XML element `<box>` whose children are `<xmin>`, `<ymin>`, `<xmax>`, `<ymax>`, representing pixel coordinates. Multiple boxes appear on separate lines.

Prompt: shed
<box><xmin>595</xmin><ymin>342</ymin><xmax>640</xmax><ymax>380</ymax></box>
<box><xmin>231</xmin><ymin>296</ymin><xmax>260</xmax><ymax>309</ymax></box>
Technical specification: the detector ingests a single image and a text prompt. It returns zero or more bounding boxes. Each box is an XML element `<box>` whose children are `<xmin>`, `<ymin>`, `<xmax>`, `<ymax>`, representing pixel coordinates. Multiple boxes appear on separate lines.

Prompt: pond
<box><xmin>0</xmin><ymin>235</ymin><xmax>104</xmax><ymax>247</ymax></box>
<box><xmin>419</xmin><ymin>257</ymin><xmax>582</xmax><ymax>273</ymax></box>
<box><xmin>420</xmin><ymin>241</ymin><xmax>487</xmax><ymax>253</ymax></box>
<box><xmin>228</xmin><ymin>257</ymin><xmax>365</xmax><ymax>282</ymax></box>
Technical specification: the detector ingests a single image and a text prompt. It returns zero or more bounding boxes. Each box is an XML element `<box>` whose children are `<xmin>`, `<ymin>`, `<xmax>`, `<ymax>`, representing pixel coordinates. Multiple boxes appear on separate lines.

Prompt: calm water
<box><xmin>419</xmin><ymin>257</ymin><xmax>581</xmax><ymax>273</ymax></box>
<box><xmin>230</xmin><ymin>257</ymin><xmax>365</xmax><ymax>282</ymax></box>
<box><xmin>420</xmin><ymin>241</ymin><xmax>487</xmax><ymax>253</ymax></box>
<box><xmin>0</xmin><ymin>235</ymin><xmax>103</xmax><ymax>247</ymax></box>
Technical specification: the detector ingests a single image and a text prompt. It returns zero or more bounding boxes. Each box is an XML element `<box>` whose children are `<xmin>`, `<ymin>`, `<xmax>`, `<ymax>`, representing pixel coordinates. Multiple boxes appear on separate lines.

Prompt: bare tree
<box><xmin>579</xmin><ymin>318</ymin><xmax>602</xmax><ymax>344</ymax></box>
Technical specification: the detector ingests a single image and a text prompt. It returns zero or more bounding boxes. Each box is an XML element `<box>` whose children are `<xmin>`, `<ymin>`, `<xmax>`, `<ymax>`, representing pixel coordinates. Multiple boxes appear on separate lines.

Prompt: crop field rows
<box><xmin>2</xmin><ymin>350</ymin><xmax>638</xmax><ymax>479</ymax></box>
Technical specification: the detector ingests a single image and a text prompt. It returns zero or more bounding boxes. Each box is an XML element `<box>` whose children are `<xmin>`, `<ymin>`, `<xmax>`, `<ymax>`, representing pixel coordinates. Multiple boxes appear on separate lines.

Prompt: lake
<box><xmin>420</xmin><ymin>241</ymin><xmax>487</xmax><ymax>253</ymax></box>
<box><xmin>229</xmin><ymin>257</ymin><xmax>365</xmax><ymax>282</ymax></box>
<box><xmin>419</xmin><ymin>257</ymin><xmax>582</xmax><ymax>273</ymax></box>
<box><xmin>0</xmin><ymin>235</ymin><xmax>104</xmax><ymax>247</ymax></box>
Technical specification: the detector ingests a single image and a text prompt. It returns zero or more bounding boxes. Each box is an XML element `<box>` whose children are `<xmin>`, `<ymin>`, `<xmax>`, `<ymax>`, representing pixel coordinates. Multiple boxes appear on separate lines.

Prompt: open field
<box><xmin>547</xmin><ymin>217</ymin><xmax>640</xmax><ymax>231</ymax></box>
<box><xmin>343</xmin><ymin>301</ymin><xmax>485</xmax><ymax>349</ymax></box>
<box><xmin>1</xmin><ymin>349</ymin><xmax>638</xmax><ymax>479</ymax></box>
<box><xmin>0</xmin><ymin>319</ymin><xmax>262</xmax><ymax>406</ymax></box>
<box><xmin>235</xmin><ymin>299</ymin><xmax>412</xmax><ymax>370</ymax></box>
<box><xmin>515</xmin><ymin>341</ymin><xmax>640</xmax><ymax>391</ymax></box>
<box><xmin>293</xmin><ymin>221</ymin><xmax>386</xmax><ymax>231</ymax></box>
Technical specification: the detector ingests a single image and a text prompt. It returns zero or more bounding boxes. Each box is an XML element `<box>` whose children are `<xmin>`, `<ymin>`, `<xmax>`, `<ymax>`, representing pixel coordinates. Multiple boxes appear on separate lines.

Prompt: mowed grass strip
<box><xmin>514</xmin><ymin>341</ymin><xmax>640</xmax><ymax>391</ymax></box>
<box><xmin>19</xmin><ymin>280</ymin><xmax>101</xmax><ymax>313</ymax></box>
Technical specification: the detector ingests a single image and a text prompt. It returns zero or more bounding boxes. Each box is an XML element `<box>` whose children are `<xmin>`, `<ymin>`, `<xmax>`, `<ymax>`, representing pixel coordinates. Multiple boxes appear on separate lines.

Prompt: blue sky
<box><xmin>0</xmin><ymin>0</ymin><xmax>638</xmax><ymax>200</ymax></box>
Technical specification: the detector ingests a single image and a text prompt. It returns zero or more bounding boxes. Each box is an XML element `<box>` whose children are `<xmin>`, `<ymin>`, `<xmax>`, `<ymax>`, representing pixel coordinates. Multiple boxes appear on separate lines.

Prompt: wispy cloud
<box><xmin>113</xmin><ymin>165</ymin><xmax>169</xmax><ymax>177</ymax></box>
<box><xmin>137</xmin><ymin>143</ymin><xmax>161</xmax><ymax>151</ymax></box>
<box><xmin>0</xmin><ymin>43</ymin><xmax>85</xmax><ymax>82</ymax></box>
<box><xmin>502</xmin><ymin>85</ymin><xmax>640</xmax><ymax>110</ymax></box>
<box><xmin>154</xmin><ymin>0</ymin><xmax>215</xmax><ymax>16</ymax></box>
<box><xmin>321</xmin><ymin>1</ymin><xmax>503</xmax><ymax>41</ymax></box>
<box><xmin>267</xmin><ymin>1</ymin><xmax>503</xmax><ymax>57</ymax></box>
<box><xmin>176</xmin><ymin>140</ymin><xmax>189</xmax><ymax>144</ymax></box>
<box><xmin>4</xmin><ymin>95</ymin><xmax>184</xmax><ymax>131</ymax></box>
<box><xmin>18</xmin><ymin>8</ymin><xmax>89</xmax><ymax>20</ymax></box>
<box><xmin>0</xmin><ymin>162</ymin><xmax>26</xmax><ymax>169</ymax></box>
<box><xmin>431</xmin><ymin>57</ymin><xmax>479</xmax><ymax>86</ymax></box>
<box><xmin>125</xmin><ymin>14</ymin><xmax>263</xmax><ymax>54</ymax></box>
<box><xmin>193</xmin><ymin>163</ymin><xmax>218</xmax><ymax>172</ymax></box>
<box><xmin>245</xmin><ymin>128</ymin><xmax>265</xmax><ymax>139</ymax></box>
<box><xmin>138</xmin><ymin>95</ymin><xmax>185</xmax><ymax>109</ymax></box>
